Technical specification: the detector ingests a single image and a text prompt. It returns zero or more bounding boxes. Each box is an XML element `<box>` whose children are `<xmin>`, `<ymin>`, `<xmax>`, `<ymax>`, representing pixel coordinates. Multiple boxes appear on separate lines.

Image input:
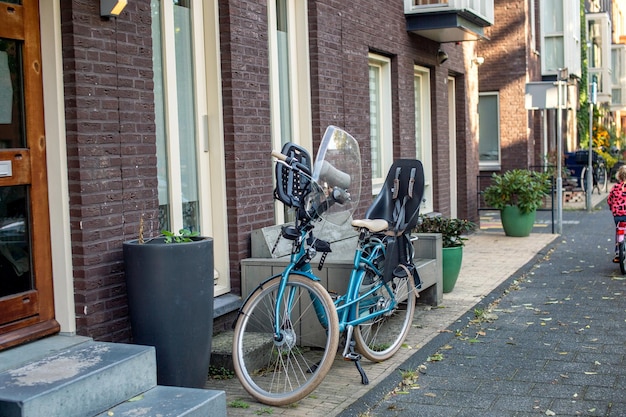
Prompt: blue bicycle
<box><xmin>232</xmin><ymin>126</ymin><xmax>425</xmax><ymax>405</ymax></box>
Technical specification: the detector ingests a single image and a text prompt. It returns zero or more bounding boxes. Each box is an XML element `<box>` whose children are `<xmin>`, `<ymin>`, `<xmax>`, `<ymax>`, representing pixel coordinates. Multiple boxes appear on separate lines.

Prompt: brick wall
<box><xmin>307</xmin><ymin>0</ymin><xmax>479</xmax><ymax>221</ymax></box>
<box><xmin>219</xmin><ymin>0</ymin><xmax>274</xmax><ymax>295</ymax></box>
<box><xmin>478</xmin><ymin>0</ymin><xmax>543</xmax><ymax>173</ymax></box>
<box><xmin>61</xmin><ymin>0</ymin><xmax>157</xmax><ymax>342</ymax></box>
<box><xmin>60</xmin><ymin>0</ymin><xmax>482</xmax><ymax>341</ymax></box>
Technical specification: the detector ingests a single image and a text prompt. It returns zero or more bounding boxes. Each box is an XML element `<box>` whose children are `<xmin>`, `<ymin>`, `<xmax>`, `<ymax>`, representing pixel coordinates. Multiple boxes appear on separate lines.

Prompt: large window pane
<box><xmin>276</xmin><ymin>0</ymin><xmax>293</xmax><ymax>145</ymax></box>
<box><xmin>544</xmin><ymin>37</ymin><xmax>564</xmax><ymax>72</ymax></box>
<box><xmin>152</xmin><ymin>0</ymin><xmax>200</xmax><ymax>233</ymax></box>
<box><xmin>0</xmin><ymin>39</ymin><xmax>25</xmax><ymax>148</ymax></box>
<box><xmin>369</xmin><ymin>65</ymin><xmax>382</xmax><ymax>180</ymax></box>
<box><xmin>152</xmin><ymin>1</ymin><xmax>170</xmax><ymax>230</ymax></box>
<box><xmin>478</xmin><ymin>94</ymin><xmax>500</xmax><ymax>165</ymax></box>
<box><xmin>414</xmin><ymin>67</ymin><xmax>433</xmax><ymax>214</ymax></box>
<box><xmin>368</xmin><ymin>54</ymin><xmax>392</xmax><ymax>193</ymax></box>
<box><xmin>542</xmin><ymin>0</ymin><xmax>563</xmax><ymax>32</ymax></box>
<box><xmin>174</xmin><ymin>1</ymin><xmax>199</xmax><ymax>232</ymax></box>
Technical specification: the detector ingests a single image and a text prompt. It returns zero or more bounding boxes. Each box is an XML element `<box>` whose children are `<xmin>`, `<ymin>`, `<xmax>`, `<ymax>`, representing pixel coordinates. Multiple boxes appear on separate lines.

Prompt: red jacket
<box><xmin>608</xmin><ymin>181</ymin><xmax>626</xmax><ymax>216</ymax></box>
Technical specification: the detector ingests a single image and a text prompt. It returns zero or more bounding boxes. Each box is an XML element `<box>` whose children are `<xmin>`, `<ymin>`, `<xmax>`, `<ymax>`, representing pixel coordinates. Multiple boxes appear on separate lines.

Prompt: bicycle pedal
<box><xmin>343</xmin><ymin>352</ymin><xmax>362</xmax><ymax>361</ymax></box>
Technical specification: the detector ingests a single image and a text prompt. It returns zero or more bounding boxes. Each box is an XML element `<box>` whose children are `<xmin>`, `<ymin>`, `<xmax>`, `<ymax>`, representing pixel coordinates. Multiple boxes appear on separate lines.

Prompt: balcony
<box><xmin>404</xmin><ymin>0</ymin><xmax>494</xmax><ymax>43</ymax></box>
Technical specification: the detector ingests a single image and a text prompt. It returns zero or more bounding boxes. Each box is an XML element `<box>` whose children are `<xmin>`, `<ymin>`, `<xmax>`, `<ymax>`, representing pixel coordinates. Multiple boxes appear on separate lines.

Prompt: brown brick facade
<box><xmin>478</xmin><ymin>0</ymin><xmax>543</xmax><ymax>172</ymax></box>
<box><xmin>61</xmin><ymin>0</ymin><xmax>157</xmax><ymax>341</ymax></box>
<box><xmin>59</xmin><ymin>0</ymin><xmax>480</xmax><ymax>342</ymax></box>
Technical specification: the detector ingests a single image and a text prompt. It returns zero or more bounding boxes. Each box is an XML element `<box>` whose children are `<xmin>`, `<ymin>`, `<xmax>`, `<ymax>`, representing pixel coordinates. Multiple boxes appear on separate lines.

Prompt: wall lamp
<box><xmin>472</xmin><ymin>56</ymin><xmax>485</xmax><ymax>67</ymax></box>
<box><xmin>437</xmin><ymin>49</ymin><xmax>448</xmax><ymax>65</ymax></box>
<box><xmin>101</xmin><ymin>0</ymin><xmax>128</xmax><ymax>17</ymax></box>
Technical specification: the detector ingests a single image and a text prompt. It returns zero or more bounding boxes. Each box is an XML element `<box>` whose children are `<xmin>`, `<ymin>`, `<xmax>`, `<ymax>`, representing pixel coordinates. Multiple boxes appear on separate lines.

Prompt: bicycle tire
<box><xmin>596</xmin><ymin>165</ymin><xmax>608</xmax><ymax>193</ymax></box>
<box><xmin>232</xmin><ymin>274</ymin><xmax>339</xmax><ymax>406</ymax></box>
<box><xmin>353</xmin><ymin>268</ymin><xmax>416</xmax><ymax>362</ymax></box>
<box><xmin>620</xmin><ymin>241</ymin><xmax>626</xmax><ymax>275</ymax></box>
<box><xmin>580</xmin><ymin>166</ymin><xmax>589</xmax><ymax>192</ymax></box>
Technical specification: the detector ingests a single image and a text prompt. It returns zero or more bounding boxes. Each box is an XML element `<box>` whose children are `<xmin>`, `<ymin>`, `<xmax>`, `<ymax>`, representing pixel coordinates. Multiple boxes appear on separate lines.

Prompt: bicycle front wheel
<box><xmin>232</xmin><ymin>274</ymin><xmax>339</xmax><ymax>406</ymax></box>
<box><xmin>354</xmin><ymin>270</ymin><xmax>416</xmax><ymax>362</ymax></box>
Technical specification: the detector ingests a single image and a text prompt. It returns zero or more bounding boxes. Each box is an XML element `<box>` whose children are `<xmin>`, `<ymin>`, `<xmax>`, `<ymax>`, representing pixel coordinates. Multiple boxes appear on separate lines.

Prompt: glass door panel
<box><xmin>0</xmin><ymin>0</ymin><xmax>58</xmax><ymax>349</ymax></box>
<box><xmin>0</xmin><ymin>38</ymin><xmax>31</xmax><ymax>298</ymax></box>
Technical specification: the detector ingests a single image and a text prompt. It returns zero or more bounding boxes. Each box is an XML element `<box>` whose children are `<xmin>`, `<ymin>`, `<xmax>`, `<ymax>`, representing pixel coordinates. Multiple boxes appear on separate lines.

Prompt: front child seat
<box><xmin>365</xmin><ymin>159</ymin><xmax>425</xmax><ymax>283</ymax></box>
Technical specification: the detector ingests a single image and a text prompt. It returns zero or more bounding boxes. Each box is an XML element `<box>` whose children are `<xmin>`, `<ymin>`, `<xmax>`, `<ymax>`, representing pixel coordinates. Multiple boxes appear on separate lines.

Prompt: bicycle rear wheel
<box><xmin>232</xmin><ymin>274</ymin><xmax>339</xmax><ymax>406</ymax></box>
<box><xmin>617</xmin><ymin>241</ymin><xmax>626</xmax><ymax>275</ymax></box>
<box><xmin>353</xmin><ymin>269</ymin><xmax>416</xmax><ymax>362</ymax></box>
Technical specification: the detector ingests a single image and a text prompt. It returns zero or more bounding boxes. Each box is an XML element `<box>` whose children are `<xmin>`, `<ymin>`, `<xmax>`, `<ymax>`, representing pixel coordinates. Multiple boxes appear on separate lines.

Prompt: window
<box><xmin>478</xmin><ymin>92</ymin><xmax>500</xmax><ymax>169</ymax></box>
<box><xmin>540</xmin><ymin>0</ymin><xmax>581</xmax><ymax>77</ymax></box>
<box><xmin>541</xmin><ymin>0</ymin><xmax>564</xmax><ymax>73</ymax></box>
<box><xmin>369</xmin><ymin>53</ymin><xmax>393</xmax><ymax>194</ymax></box>
<box><xmin>268</xmin><ymin>0</ymin><xmax>312</xmax><ymax>222</ymax></box>
<box><xmin>414</xmin><ymin>66</ymin><xmax>433</xmax><ymax>213</ymax></box>
<box><xmin>151</xmin><ymin>0</ymin><xmax>230</xmax><ymax>295</ymax></box>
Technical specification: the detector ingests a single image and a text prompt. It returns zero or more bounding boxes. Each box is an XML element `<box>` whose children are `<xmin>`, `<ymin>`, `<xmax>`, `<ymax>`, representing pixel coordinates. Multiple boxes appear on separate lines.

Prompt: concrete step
<box><xmin>0</xmin><ymin>335</ymin><xmax>92</xmax><ymax>374</ymax></box>
<box><xmin>95</xmin><ymin>386</ymin><xmax>226</xmax><ymax>417</ymax></box>
<box><xmin>0</xmin><ymin>339</ymin><xmax>156</xmax><ymax>417</ymax></box>
<box><xmin>210</xmin><ymin>330</ymin><xmax>235</xmax><ymax>371</ymax></box>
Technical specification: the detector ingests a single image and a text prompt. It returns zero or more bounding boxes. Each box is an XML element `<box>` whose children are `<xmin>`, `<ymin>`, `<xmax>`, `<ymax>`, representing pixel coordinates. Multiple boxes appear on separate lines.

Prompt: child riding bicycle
<box><xmin>607</xmin><ymin>165</ymin><xmax>626</xmax><ymax>263</ymax></box>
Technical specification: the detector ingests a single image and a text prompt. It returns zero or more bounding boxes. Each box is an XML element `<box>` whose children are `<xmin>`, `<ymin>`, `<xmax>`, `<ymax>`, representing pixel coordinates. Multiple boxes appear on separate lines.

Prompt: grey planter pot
<box><xmin>123</xmin><ymin>236</ymin><xmax>214</xmax><ymax>388</ymax></box>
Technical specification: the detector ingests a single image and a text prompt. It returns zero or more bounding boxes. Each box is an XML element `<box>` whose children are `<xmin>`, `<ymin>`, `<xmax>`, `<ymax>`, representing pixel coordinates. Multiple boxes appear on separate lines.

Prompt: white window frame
<box><xmin>268</xmin><ymin>0</ymin><xmax>313</xmax><ymax>224</ymax></box>
<box><xmin>413</xmin><ymin>66</ymin><xmax>433</xmax><ymax>214</ymax></box>
<box><xmin>153</xmin><ymin>0</ymin><xmax>230</xmax><ymax>296</ymax></box>
<box><xmin>478</xmin><ymin>92</ymin><xmax>501</xmax><ymax>170</ymax></box>
<box><xmin>540</xmin><ymin>0</ymin><xmax>581</xmax><ymax>77</ymax></box>
<box><xmin>369</xmin><ymin>53</ymin><xmax>393</xmax><ymax>195</ymax></box>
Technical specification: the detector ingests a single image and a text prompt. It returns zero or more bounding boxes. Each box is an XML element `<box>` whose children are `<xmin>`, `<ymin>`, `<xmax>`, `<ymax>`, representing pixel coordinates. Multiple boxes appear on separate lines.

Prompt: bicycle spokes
<box><xmin>232</xmin><ymin>275</ymin><xmax>339</xmax><ymax>406</ymax></box>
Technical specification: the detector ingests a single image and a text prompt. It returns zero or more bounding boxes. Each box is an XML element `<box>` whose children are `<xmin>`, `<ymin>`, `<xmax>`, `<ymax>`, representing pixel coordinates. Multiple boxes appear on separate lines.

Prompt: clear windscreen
<box><xmin>308</xmin><ymin>126</ymin><xmax>362</xmax><ymax>226</ymax></box>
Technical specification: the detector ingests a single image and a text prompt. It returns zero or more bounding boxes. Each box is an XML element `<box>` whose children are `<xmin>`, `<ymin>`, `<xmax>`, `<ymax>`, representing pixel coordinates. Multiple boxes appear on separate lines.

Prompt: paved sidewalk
<box><xmin>342</xmin><ymin>201</ymin><xmax>626</xmax><ymax>416</ymax></box>
<box><xmin>207</xmin><ymin>225</ymin><xmax>558</xmax><ymax>416</ymax></box>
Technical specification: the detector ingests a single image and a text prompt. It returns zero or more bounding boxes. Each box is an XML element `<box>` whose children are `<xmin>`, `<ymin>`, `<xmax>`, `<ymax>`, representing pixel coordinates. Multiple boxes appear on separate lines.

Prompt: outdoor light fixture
<box><xmin>437</xmin><ymin>49</ymin><xmax>448</xmax><ymax>65</ymax></box>
<box><xmin>100</xmin><ymin>0</ymin><xmax>128</xmax><ymax>17</ymax></box>
<box><xmin>472</xmin><ymin>56</ymin><xmax>485</xmax><ymax>67</ymax></box>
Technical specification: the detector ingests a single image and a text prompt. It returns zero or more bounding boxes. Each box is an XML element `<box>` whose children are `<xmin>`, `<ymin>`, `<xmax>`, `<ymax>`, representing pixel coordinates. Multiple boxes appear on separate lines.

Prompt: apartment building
<box><xmin>0</xmin><ymin>0</ymin><xmax>493</xmax><ymax>348</ymax></box>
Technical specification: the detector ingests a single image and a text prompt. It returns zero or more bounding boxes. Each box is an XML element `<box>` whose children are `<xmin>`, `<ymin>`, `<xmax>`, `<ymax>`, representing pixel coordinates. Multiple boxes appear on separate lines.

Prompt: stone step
<box><xmin>0</xmin><ymin>339</ymin><xmax>156</xmax><ymax>417</ymax></box>
<box><xmin>212</xmin><ymin>330</ymin><xmax>278</xmax><ymax>374</ymax></box>
<box><xmin>0</xmin><ymin>335</ymin><xmax>92</xmax><ymax>374</ymax></box>
<box><xmin>95</xmin><ymin>386</ymin><xmax>226</xmax><ymax>417</ymax></box>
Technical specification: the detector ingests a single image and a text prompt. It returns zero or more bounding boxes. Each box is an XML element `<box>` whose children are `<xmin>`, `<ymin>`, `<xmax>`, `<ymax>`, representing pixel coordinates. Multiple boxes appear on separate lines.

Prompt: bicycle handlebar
<box><xmin>271</xmin><ymin>150</ymin><xmax>287</xmax><ymax>161</ymax></box>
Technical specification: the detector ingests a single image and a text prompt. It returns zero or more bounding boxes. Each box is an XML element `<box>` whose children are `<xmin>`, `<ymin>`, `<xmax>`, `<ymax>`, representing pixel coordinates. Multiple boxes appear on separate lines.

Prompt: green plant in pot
<box><xmin>124</xmin><ymin>223</ymin><xmax>214</xmax><ymax>388</ymax></box>
<box><xmin>414</xmin><ymin>215</ymin><xmax>475</xmax><ymax>293</ymax></box>
<box><xmin>482</xmin><ymin>169</ymin><xmax>551</xmax><ymax>237</ymax></box>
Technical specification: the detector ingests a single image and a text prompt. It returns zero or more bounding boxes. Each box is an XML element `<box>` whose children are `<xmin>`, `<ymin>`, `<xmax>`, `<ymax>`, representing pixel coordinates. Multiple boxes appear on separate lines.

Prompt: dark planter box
<box><xmin>123</xmin><ymin>237</ymin><xmax>214</xmax><ymax>388</ymax></box>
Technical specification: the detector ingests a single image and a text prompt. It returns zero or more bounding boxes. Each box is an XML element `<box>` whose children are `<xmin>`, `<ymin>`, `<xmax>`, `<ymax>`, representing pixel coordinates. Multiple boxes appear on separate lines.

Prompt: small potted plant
<box><xmin>482</xmin><ymin>169</ymin><xmax>551</xmax><ymax>237</ymax></box>
<box><xmin>123</xmin><ymin>222</ymin><xmax>214</xmax><ymax>388</ymax></box>
<box><xmin>414</xmin><ymin>215</ymin><xmax>475</xmax><ymax>293</ymax></box>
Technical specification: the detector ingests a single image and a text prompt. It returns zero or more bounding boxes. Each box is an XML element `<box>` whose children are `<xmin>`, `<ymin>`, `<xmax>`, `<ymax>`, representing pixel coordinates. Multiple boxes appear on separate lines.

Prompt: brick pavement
<box><xmin>341</xmin><ymin>201</ymin><xmax>626</xmax><ymax>416</ymax></box>
<box><xmin>207</xmin><ymin>222</ymin><xmax>559</xmax><ymax>416</ymax></box>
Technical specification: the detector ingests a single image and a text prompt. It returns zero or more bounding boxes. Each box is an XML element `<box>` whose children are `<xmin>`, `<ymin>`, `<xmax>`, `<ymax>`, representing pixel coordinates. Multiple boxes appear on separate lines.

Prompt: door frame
<box><xmin>40</xmin><ymin>0</ymin><xmax>75</xmax><ymax>335</ymax></box>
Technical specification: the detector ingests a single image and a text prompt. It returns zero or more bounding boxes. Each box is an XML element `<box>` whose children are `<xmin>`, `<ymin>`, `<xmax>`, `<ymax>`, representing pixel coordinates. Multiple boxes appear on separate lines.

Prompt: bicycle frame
<box><xmin>270</xmin><ymin>223</ymin><xmax>398</xmax><ymax>339</ymax></box>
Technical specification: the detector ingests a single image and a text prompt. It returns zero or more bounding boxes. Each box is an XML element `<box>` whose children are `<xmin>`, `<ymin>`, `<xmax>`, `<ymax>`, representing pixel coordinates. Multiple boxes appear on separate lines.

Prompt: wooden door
<box><xmin>0</xmin><ymin>0</ymin><xmax>58</xmax><ymax>350</ymax></box>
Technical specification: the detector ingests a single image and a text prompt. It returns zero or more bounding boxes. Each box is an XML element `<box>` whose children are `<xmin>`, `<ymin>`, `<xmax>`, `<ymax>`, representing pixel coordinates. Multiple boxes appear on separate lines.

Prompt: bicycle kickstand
<box><xmin>342</xmin><ymin>325</ymin><xmax>369</xmax><ymax>385</ymax></box>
